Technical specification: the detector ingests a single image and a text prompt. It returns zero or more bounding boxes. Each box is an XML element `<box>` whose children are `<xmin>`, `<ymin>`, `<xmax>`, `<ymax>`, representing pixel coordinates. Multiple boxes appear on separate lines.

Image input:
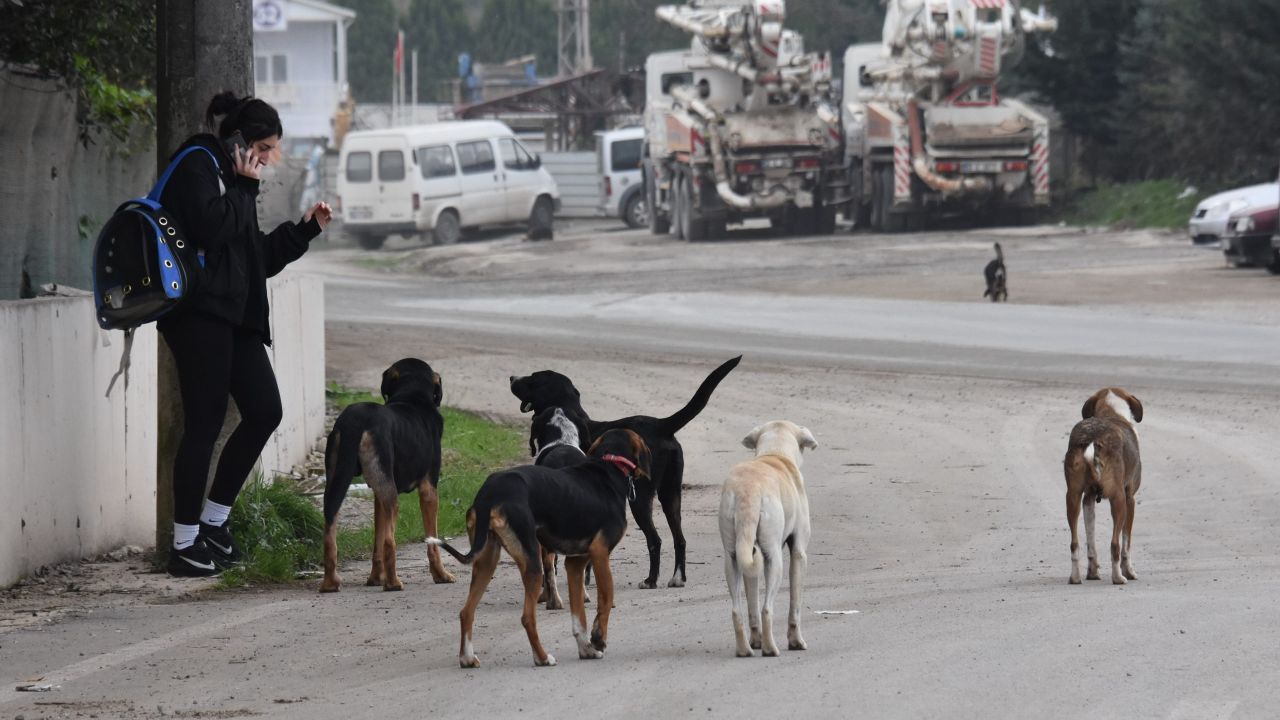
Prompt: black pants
<box><xmin>162</xmin><ymin>313</ymin><xmax>283</xmax><ymax>526</ymax></box>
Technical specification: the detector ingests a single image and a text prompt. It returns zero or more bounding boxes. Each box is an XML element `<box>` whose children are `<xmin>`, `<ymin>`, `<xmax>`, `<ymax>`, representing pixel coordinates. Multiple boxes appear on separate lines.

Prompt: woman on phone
<box><xmin>158</xmin><ymin>91</ymin><xmax>332</xmax><ymax>576</ymax></box>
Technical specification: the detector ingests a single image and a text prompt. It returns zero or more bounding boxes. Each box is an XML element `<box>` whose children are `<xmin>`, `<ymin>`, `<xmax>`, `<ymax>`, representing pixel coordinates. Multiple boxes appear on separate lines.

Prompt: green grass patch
<box><xmin>1061</xmin><ymin>180</ymin><xmax>1205</xmax><ymax>230</ymax></box>
<box><xmin>217</xmin><ymin>382</ymin><xmax>525</xmax><ymax>588</ymax></box>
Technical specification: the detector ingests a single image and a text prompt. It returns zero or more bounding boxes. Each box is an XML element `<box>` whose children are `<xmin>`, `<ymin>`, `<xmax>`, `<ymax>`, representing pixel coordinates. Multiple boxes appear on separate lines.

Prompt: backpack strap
<box><xmin>147</xmin><ymin>146</ymin><xmax>221</xmax><ymax>203</ymax></box>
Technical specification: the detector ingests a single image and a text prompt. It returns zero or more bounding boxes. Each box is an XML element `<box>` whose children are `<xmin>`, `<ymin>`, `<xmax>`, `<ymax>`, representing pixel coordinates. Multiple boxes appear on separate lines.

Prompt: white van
<box><xmin>596</xmin><ymin>127</ymin><xmax>647</xmax><ymax>228</ymax></box>
<box><xmin>337</xmin><ymin>121</ymin><xmax>560</xmax><ymax>249</ymax></box>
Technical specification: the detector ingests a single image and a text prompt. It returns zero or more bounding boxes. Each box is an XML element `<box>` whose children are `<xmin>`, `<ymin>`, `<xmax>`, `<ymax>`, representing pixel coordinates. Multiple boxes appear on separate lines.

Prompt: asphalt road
<box><xmin>3</xmin><ymin>220</ymin><xmax>1278</xmax><ymax>720</ymax></box>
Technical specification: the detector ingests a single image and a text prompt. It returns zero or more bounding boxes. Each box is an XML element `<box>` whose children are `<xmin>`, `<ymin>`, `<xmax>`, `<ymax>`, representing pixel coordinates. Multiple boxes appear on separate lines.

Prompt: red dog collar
<box><xmin>601</xmin><ymin>454</ymin><xmax>637</xmax><ymax>475</ymax></box>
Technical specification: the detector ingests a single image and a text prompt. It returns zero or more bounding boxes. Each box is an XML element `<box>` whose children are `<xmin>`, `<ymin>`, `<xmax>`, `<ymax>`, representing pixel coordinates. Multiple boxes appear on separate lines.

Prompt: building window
<box><xmin>254</xmin><ymin>53</ymin><xmax>289</xmax><ymax>84</ymax></box>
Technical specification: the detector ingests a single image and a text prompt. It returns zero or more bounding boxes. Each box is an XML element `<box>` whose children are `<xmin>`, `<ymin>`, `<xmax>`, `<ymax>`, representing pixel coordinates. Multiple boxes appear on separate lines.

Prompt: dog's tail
<box><xmin>1082</xmin><ymin>442</ymin><xmax>1105</xmax><ymax>503</ymax></box>
<box><xmin>323</xmin><ymin>426</ymin><xmax>362</xmax><ymax>527</ymax></box>
<box><xmin>734</xmin><ymin>494</ymin><xmax>764</xmax><ymax>579</ymax></box>
<box><xmin>426</xmin><ymin>505</ymin><xmax>485</xmax><ymax>566</ymax></box>
<box><xmin>425</xmin><ymin>537</ymin><xmax>475</xmax><ymax>565</ymax></box>
<box><xmin>657</xmin><ymin>355</ymin><xmax>743</xmax><ymax>436</ymax></box>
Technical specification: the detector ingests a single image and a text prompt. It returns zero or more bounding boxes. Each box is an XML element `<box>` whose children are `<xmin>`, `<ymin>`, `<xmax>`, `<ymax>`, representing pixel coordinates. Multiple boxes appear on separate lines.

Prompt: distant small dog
<box><xmin>319</xmin><ymin>359</ymin><xmax>455</xmax><ymax>592</ymax></box>
<box><xmin>984</xmin><ymin>242</ymin><xmax>1008</xmax><ymax>302</ymax></box>
<box><xmin>529</xmin><ymin>406</ymin><xmax>589</xmax><ymax>609</ymax></box>
<box><xmin>1063</xmin><ymin>388</ymin><xmax>1144</xmax><ymax>585</ymax></box>
<box><xmin>430</xmin><ymin>429</ymin><xmax>651</xmax><ymax>668</ymax></box>
<box><xmin>719</xmin><ymin>420</ymin><xmax>818</xmax><ymax>657</ymax></box>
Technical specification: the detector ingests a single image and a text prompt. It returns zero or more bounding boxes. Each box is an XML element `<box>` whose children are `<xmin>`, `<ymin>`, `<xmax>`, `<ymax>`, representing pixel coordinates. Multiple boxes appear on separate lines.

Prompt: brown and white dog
<box><xmin>719</xmin><ymin>421</ymin><xmax>818</xmax><ymax>657</ymax></box>
<box><xmin>1063</xmin><ymin>388</ymin><xmax>1144</xmax><ymax>585</ymax></box>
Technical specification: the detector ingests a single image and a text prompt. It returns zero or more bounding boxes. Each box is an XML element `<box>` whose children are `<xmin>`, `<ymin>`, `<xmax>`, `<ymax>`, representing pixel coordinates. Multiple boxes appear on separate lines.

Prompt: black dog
<box><xmin>984</xmin><ymin>241</ymin><xmax>1008</xmax><ymax>302</ymax></box>
<box><xmin>320</xmin><ymin>358</ymin><xmax>455</xmax><ymax>592</ymax></box>
<box><xmin>528</xmin><ymin>406</ymin><xmax>590</xmax><ymax>609</ymax></box>
<box><xmin>510</xmin><ymin>355</ymin><xmax>742</xmax><ymax>589</ymax></box>
<box><xmin>430</xmin><ymin>429</ymin><xmax>651</xmax><ymax>668</ymax></box>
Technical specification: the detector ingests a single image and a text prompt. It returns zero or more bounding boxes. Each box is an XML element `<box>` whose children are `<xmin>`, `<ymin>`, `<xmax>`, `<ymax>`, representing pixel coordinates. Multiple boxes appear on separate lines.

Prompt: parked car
<box><xmin>1221</xmin><ymin>204</ymin><xmax>1279</xmax><ymax>267</ymax></box>
<box><xmin>1188</xmin><ymin>181</ymin><xmax>1278</xmax><ymax>246</ymax></box>
<box><xmin>337</xmin><ymin>121</ymin><xmax>560</xmax><ymax>250</ymax></box>
<box><xmin>595</xmin><ymin>127</ymin><xmax>647</xmax><ymax>229</ymax></box>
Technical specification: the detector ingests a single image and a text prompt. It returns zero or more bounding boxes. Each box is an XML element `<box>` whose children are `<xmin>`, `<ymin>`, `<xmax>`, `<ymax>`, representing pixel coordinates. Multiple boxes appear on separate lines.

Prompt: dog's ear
<box><xmin>741</xmin><ymin>424</ymin><xmax>764</xmax><ymax>450</ymax></box>
<box><xmin>631</xmin><ymin>432</ymin><xmax>652</xmax><ymax>480</ymax></box>
<box><xmin>1081</xmin><ymin>392</ymin><xmax>1099</xmax><ymax>420</ymax></box>
<box><xmin>381</xmin><ymin>365</ymin><xmax>401</xmax><ymax>400</ymax></box>
<box><xmin>797</xmin><ymin>426</ymin><xmax>818</xmax><ymax>451</ymax></box>
<box><xmin>432</xmin><ymin>373</ymin><xmax>443</xmax><ymax>407</ymax></box>
<box><xmin>1122</xmin><ymin>391</ymin><xmax>1143</xmax><ymax>423</ymax></box>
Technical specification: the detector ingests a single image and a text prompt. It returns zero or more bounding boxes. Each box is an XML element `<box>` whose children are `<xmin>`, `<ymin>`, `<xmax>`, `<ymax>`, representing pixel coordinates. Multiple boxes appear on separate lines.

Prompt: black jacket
<box><xmin>156</xmin><ymin>133</ymin><xmax>321</xmax><ymax>345</ymax></box>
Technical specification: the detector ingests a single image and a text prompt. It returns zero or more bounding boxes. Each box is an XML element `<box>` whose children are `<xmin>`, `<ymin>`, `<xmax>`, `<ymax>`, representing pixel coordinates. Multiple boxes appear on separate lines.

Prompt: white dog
<box><xmin>719</xmin><ymin>420</ymin><xmax>818</xmax><ymax>657</ymax></box>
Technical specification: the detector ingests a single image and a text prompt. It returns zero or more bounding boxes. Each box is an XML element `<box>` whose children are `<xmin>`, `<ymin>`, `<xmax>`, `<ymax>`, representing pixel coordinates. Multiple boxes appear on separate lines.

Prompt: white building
<box><xmin>252</xmin><ymin>0</ymin><xmax>355</xmax><ymax>145</ymax></box>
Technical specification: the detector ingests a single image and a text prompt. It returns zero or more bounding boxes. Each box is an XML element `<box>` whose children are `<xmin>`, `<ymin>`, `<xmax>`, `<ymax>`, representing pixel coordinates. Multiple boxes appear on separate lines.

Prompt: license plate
<box><xmin>960</xmin><ymin>161</ymin><xmax>1003</xmax><ymax>173</ymax></box>
<box><xmin>764</xmin><ymin>157</ymin><xmax>791</xmax><ymax>169</ymax></box>
<box><xmin>348</xmin><ymin>207</ymin><xmax>373</xmax><ymax>220</ymax></box>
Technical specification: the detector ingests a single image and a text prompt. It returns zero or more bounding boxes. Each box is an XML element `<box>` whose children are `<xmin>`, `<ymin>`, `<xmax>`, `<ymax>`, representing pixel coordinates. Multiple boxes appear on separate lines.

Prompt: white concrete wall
<box><xmin>0</xmin><ymin>275</ymin><xmax>325</xmax><ymax>588</ymax></box>
<box><xmin>0</xmin><ymin>297</ymin><xmax>158</xmax><ymax>588</ymax></box>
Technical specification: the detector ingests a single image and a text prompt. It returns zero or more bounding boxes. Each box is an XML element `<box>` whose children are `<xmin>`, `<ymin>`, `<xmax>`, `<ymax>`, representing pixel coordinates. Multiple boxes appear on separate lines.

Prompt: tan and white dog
<box><xmin>719</xmin><ymin>420</ymin><xmax>818</xmax><ymax>657</ymax></box>
<box><xmin>1063</xmin><ymin>388</ymin><xmax>1144</xmax><ymax>585</ymax></box>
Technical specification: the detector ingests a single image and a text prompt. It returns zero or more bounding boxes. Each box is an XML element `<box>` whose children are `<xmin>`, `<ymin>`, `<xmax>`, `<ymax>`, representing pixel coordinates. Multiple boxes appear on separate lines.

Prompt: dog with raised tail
<box><xmin>984</xmin><ymin>242</ymin><xmax>1008</xmax><ymax>302</ymax></box>
<box><xmin>719</xmin><ymin>420</ymin><xmax>818</xmax><ymax>657</ymax></box>
<box><xmin>1063</xmin><ymin>388</ymin><xmax>1144</xmax><ymax>585</ymax></box>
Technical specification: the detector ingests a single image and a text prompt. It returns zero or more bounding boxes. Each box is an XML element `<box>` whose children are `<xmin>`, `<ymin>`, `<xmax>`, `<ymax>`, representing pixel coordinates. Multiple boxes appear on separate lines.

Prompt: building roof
<box><xmin>285</xmin><ymin>0</ymin><xmax>356</xmax><ymax>22</ymax></box>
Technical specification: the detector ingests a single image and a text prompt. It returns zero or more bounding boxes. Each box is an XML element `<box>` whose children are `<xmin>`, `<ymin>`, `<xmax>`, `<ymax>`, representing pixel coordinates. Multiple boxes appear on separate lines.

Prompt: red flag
<box><xmin>394</xmin><ymin>29</ymin><xmax>404</xmax><ymax>75</ymax></box>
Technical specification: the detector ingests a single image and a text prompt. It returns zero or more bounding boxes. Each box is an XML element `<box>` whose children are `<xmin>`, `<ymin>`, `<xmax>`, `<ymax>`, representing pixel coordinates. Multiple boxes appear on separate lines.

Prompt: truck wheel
<box><xmin>869</xmin><ymin>167</ymin><xmax>885</xmax><ymax>231</ymax></box>
<box><xmin>432</xmin><ymin>210</ymin><xmax>462</xmax><ymax>245</ymax></box>
<box><xmin>528</xmin><ymin>196</ymin><xmax>554</xmax><ymax>240</ymax></box>
<box><xmin>817</xmin><ymin>205</ymin><xmax>838</xmax><ymax>235</ymax></box>
<box><xmin>355</xmin><ymin>233</ymin><xmax>386</xmax><ymax>250</ymax></box>
<box><xmin>671</xmin><ymin>174</ymin><xmax>685</xmax><ymax>240</ymax></box>
<box><xmin>1267</xmin><ymin>250</ymin><xmax>1280</xmax><ymax>275</ymax></box>
<box><xmin>645</xmin><ymin>162</ymin><xmax>670</xmax><ymax>235</ymax></box>
<box><xmin>881</xmin><ymin>166</ymin><xmax>907</xmax><ymax>233</ymax></box>
<box><xmin>681</xmin><ymin>173</ymin><xmax>706</xmax><ymax>242</ymax></box>
<box><xmin>705</xmin><ymin>217</ymin><xmax>727</xmax><ymax>240</ymax></box>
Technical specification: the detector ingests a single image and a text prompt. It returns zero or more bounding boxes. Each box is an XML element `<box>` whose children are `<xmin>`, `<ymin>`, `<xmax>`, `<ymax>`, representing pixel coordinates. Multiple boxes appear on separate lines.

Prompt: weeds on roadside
<box><xmin>216</xmin><ymin>382</ymin><xmax>526</xmax><ymax>588</ymax></box>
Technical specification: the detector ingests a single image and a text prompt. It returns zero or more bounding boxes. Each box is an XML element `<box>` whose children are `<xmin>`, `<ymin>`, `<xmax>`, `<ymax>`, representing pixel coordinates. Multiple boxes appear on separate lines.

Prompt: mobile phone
<box><xmin>224</xmin><ymin>131</ymin><xmax>248</xmax><ymax>160</ymax></box>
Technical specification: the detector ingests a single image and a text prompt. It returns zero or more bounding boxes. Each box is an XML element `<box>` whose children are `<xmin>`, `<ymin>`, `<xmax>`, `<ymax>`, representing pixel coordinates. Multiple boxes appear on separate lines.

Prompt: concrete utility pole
<box><xmin>154</xmin><ymin>0</ymin><xmax>254</xmax><ymax>555</ymax></box>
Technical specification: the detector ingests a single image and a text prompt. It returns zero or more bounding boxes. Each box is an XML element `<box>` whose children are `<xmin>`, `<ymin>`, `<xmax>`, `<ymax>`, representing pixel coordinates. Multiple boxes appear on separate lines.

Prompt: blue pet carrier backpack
<box><xmin>92</xmin><ymin>146</ymin><xmax>218</xmax><ymax>331</ymax></box>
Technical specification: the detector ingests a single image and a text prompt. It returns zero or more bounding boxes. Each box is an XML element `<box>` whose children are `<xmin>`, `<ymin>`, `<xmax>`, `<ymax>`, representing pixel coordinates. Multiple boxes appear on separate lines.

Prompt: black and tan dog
<box><xmin>510</xmin><ymin>355</ymin><xmax>741</xmax><ymax>589</ymax></box>
<box><xmin>319</xmin><ymin>359</ymin><xmax>455</xmax><ymax>593</ymax></box>
<box><xmin>1063</xmin><ymin>388</ymin><xmax>1144</xmax><ymax>585</ymax></box>
<box><xmin>528</xmin><ymin>406</ymin><xmax>590</xmax><ymax>610</ymax></box>
<box><xmin>983</xmin><ymin>241</ymin><xmax>1008</xmax><ymax>302</ymax></box>
<box><xmin>429</xmin><ymin>429</ymin><xmax>651</xmax><ymax>668</ymax></box>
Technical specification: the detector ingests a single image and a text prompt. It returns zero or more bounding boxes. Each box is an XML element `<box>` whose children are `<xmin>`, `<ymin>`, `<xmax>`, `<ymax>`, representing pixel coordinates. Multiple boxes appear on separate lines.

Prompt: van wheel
<box><xmin>355</xmin><ymin>233</ymin><xmax>386</xmax><ymax>250</ymax></box>
<box><xmin>624</xmin><ymin>193</ymin><xmax>648</xmax><ymax>229</ymax></box>
<box><xmin>529</xmin><ymin>196</ymin><xmax>554</xmax><ymax>240</ymax></box>
<box><xmin>433</xmin><ymin>210</ymin><xmax>461</xmax><ymax>245</ymax></box>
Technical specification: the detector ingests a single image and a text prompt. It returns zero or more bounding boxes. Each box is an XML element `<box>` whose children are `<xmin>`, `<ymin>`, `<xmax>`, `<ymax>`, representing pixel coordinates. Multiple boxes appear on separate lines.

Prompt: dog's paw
<box><xmin>546</xmin><ymin>597</ymin><xmax>564</xmax><ymax>611</ymax></box>
<box><xmin>667</xmin><ymin>576</ymin><xmax>685</xmax><ymax>588</ymax></box>
<box><xmin>736</xmin><ymin>647</ymin><xmax>754</xmax><ymax>658</ymax></box>
<box><xmin>1112</xmin><ymin>574</ymin><xmax>1127</xmax><ymax>585</ymax></box>
<box><xmin>319</xmin><ymin>579</ymin><xmax>340</xmax><ymax>593</ymax></box>
<box><xmin>365</xmin><ymin>576</ymin><xmax>381</xmax><ymax>587</ymax></box>
<box><xmin>432</xmin><ymin>569</ymin><xmax>457</xmax><ymax>584</ymax></box>
<box><xmin>578</xmin><ymin>646</ymin><xmax>604</xmax><ymax>660</ymax></box>
<box><xmin>638</xmin><ymin>578</ymin><xmax>658</xmax><ymax>590</ymax></box>
<box><xmin>1068</xmin><ymin>575</ymin><xmax>1082</xmax><ymax>585</ymax></box>
<box><xmin>1122</xmin><ymin>564</ymin><xmax>1137</xmax><ymax>580</ymax></box>
<box><xmin>1085</xmin><ymin>571</ymin><xmax>1101</xmax><ymax>581</ymax></box>
<box><xmin>590</xmin><ymin>631</ymin><xmax>607</xmax><ymax>653</ymax></box>
<box><xmin>761</xmin><ymin>645</ymin><xmax>780</xmax><ymax>658</ymax></box>
<box><xmin>383</xmin><ymin>578</ymin><xmax>404</xmax><ymax>591</ymax></box>
<box><xmin>459</xmin><ymin>656</ymin><xmax>481</xmax><ymax>669</ymax></box>
<box><xmin>750</xmin><ymin>637</ymin><xmax>762</xmax><ymax>651</ymax></box>
<box><xmin>788</xmin><ymin>630</ymin><xmax>807</xmax><ymax>651</ymax></box>
<box><xmin>535</xmin><ymin>653</ymin><xmax>558</xmax><ymax>667</ymax></box>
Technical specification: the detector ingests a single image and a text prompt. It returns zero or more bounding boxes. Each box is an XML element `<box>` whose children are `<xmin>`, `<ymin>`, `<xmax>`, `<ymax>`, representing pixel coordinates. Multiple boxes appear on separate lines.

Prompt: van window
<box><xmin>346</xmin><ymin>151</ymin><xmax>372</xmax><ymax>182</ymax></box>
<box><xmin>457</xmin><ymin>140</ymin><xmax>496</xmax><ymax>174</ymax></box>
<box><xmin>419</xmin><ymin>145</ymin><xmax>456</xmax><ymax>179</ymax></box>
<box><xmin>661</xmin><ymin>72</ymin><xmax>693</xmax><ymax>94</ymax></box>
<box><xmin>611</xmin><ymin>138</ymin><xmax>642</xmax><ymax>172</ymax></box>
<box><xmin>499</xmin><ymin>138</ymin><xmax>536</xmax><ymax>170</ymax></box>
<box><xmin>378</xmin><ymin>150</ymin><xmax>405</xmax><ymax>181</ymax></box>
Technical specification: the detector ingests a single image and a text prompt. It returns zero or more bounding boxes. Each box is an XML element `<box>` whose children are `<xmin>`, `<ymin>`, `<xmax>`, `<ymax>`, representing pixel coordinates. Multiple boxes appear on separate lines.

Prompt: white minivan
<box><xmin>337</xmin><ymin>121</ymin><xmax>561</xmax><ymax>249</ymax></box>
<box><xmin>596</xmin><ymin>127</ymin><xmax>647</xmax><ymax>228</ymax></box>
